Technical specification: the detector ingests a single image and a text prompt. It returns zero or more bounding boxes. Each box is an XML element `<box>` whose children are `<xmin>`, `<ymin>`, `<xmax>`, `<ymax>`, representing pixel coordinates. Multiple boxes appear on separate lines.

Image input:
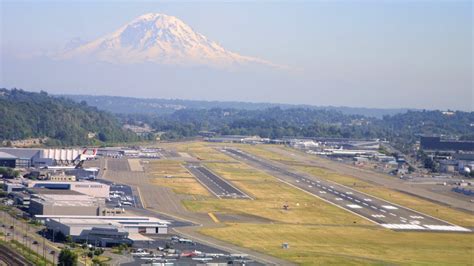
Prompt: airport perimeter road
<box><xmin>185</xmin><ymin>164</ymin><xmax>252</xmax><ymax>199</ymax></box>
<box><xmin>222</xmin><ymin>148</ymin><xmax>472</xmax><ymax>233</ymax></box>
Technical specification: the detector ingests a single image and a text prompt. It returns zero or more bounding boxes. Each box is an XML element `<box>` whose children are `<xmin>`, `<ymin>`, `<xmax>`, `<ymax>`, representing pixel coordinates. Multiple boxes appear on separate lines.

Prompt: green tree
<box><xmin>58</xmin><ymin>248</ymin><xmax>78</xmax><ymax>266</ymax></box>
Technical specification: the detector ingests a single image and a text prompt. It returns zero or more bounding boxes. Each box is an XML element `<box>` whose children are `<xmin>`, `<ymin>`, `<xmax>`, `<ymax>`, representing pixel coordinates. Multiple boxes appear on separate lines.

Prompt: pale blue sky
<box><xmin>1</xmin><ymin>1</ymin><xmax>472</xmax><ymax>110</ymax></box>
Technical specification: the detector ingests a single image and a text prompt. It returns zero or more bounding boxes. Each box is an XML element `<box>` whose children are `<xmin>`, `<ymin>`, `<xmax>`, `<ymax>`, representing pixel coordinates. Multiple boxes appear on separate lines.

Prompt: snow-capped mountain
<box><xmin>58</xmin><ymin>13</ymin><xmax>279</xmax><ymax>68</ymax></box>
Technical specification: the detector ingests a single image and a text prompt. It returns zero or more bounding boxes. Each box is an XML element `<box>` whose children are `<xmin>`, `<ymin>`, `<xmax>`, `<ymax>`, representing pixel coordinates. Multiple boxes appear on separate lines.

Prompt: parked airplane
<box><xmin>79</xmin><ymin>148</ymin><xmax>98</xmax><ymax>161</ymax></box>
<box><xmin>131</xmin><ymin>251</ymin><xmax>151</xmax><ymax>257</ymax></box>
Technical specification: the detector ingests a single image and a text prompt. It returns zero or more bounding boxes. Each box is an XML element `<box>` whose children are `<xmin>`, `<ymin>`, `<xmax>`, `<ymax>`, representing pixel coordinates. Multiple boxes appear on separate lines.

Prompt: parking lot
<box><xmin>122</xmin><ymin>234</ymin><xmax>262</xmax><ymax>266</ymax></box>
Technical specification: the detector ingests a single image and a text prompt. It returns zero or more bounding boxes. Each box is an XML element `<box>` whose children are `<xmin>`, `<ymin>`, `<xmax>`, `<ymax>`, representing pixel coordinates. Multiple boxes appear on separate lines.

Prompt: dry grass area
<box><xmin>184</xmin><ymin>161</ymin><xmax>371</xmax><ymax>225</ymax></box>
<box><xmin>148</xmin><ymin>160</ymin><xmax>211</xmax><ymax>196</ymax></box>
<box><xmin>173</xmin><ymin>141</ymin><xmax>234</xmax><ymax>161</ymax></box>
<box><xmin>200</xmin><ymin>223</ymin><xmax>474</xmax><ymax>266</ymax></box>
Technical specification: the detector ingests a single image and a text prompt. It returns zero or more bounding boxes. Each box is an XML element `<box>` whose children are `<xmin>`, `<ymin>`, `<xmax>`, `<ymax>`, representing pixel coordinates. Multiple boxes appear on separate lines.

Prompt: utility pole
<box><xmin>43</xmin><ymin>229</ymin><xmax>46</xmax><ymax>262</ymax></box>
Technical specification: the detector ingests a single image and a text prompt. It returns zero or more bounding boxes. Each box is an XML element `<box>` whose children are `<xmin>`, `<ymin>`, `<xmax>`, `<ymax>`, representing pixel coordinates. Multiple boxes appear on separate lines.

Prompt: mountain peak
<box><xmin>57</xmin><ymin>13</ymin><xmax>281</xmax><ymax>68</ymax></box>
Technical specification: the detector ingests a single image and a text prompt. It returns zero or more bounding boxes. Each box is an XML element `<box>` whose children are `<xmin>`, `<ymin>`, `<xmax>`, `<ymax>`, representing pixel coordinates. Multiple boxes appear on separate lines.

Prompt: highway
<box><xmin>185</xmin><ymin>163</ymin><xmax>252</xmax><ymax>199</ymax></box>
<box><xmin>222</xmin><ymin>148</ymin><xmax>471</xmax><ymax>232</ymax></box>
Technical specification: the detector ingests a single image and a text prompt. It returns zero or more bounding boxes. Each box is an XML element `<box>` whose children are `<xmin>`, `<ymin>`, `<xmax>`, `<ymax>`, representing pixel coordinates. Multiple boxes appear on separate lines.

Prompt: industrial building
<box><xmin>0</xmin><ymin>148</ymin><xmax>41</xmax><ymax>168</ymax></box>
<box><xmin>0</xmin><ymin>148</ymin><xmax>86</xmax><ymax>168</ymax></box>
<box><xmin>420</xmin><ymin>136</ymin><xmax>474</xmax><ymax>152</ymax></box>
<box><xmin>28</xmin><ymin>191</ymin><xmax>104</xmax><ymax>216</ymax></box>
<box><xmin>37</xmin><ymin>215</ymin><xmax>169</xmax><ymax>246</ymax></box>
<box><xmin>26</xmin><ymin>180</ymin><xmax>109</xmax><ymax>198</ymax></box>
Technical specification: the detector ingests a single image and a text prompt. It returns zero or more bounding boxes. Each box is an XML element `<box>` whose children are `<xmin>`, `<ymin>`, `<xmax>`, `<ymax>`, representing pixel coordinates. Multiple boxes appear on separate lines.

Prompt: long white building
<box><xmin>26</xmin><ymin>181</ymin><xmax>109</xmax><ymax>198</ymax></box>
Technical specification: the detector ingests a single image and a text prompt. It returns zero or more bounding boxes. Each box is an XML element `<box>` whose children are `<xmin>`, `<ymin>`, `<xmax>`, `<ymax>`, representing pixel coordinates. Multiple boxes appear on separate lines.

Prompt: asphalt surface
<box><xmin>185</xmin><ymin>163</ymin><xmax>251</xmax><ymax>199</ymax></box>
<box><xmin>97</xmin><ymin>158</ymin><xmax>268</xmax><ymax>265</ymax></box>
<box><xmin>222</xmin><ymin>148</ymin><xmax>472</xmax><ymax>233</ymax></box>
<box><xmin>122</xmin><ymin>235</ymin><xmax>262</xmax><ymax>266</ymax></box>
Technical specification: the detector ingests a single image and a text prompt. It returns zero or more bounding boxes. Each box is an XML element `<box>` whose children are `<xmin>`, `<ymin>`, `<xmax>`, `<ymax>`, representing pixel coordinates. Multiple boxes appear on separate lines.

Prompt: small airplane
<box><xmin>229</xmin><ymin>254</ymin><xmax>249</xmax><ymax>259</ymax></box>
<box><xmin>131</xmin><ymin>249</ymin><xmax>150</xmax><ymax>257</ymax></box>
<box><xmin>192</xmin><ymin>257</ymin><xmax>213</xmax><ymax>262</ymax></box>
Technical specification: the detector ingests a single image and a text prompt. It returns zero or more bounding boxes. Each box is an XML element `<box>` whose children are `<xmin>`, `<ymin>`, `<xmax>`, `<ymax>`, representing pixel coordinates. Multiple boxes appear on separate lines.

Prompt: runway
<box><xmin>185</xmin><ymin>163</ymin><xmax>251</xmax><ymax>199</ymax></box>
<box><xmin>222</xmin><ymin>148</ymin><xmax>471</xmax><ymax>233</ymax></box>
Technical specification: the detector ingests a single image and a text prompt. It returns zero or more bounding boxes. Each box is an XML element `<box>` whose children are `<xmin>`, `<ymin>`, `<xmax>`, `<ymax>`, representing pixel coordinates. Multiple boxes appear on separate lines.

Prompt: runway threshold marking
<box><xmin>208</xmin><ymin>212</ymin><xmax>220</xmax><ymax>223</ymax></box>
<box><xmin>136</xmin><ymin>186</ymin><xmax>147</xmax><ymax>208</ymax></box>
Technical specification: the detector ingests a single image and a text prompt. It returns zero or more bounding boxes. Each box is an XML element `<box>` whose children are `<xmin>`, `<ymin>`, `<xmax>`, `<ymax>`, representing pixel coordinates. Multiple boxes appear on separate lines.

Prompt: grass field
<box><xmin>153</xmin><ymin>142</ymin><xmax>474</xmax><ymax>265</ymax></box>
<box><xmin>147</xmin><ymin>160</ymin><xmax>211</xmax><ymax>196</ymax></box>
<box><xmin>200</xmin><ymin>223</ymin><xmax>474</xmax><ymax>265</ymax></box>
<box><xmin>184</xmin><ymin>161</ymin><xmax>371</xmax><ymax>225</ymax></box>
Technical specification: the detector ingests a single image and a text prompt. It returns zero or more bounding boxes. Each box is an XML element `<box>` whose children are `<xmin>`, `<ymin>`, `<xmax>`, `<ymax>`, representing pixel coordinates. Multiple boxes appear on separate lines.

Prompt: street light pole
<box><xmin>42</xmin><ymin>229</ymin><xmax>46</xmax><ymax>262</ymax></box>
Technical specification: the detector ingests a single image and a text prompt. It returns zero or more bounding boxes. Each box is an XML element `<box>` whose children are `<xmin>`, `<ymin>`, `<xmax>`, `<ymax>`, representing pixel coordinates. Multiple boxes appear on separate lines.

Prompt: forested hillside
<box><xmin>120</xmin><ymin>108</ymin><xmax>474</xmax><ymax>152</ymax></box>
<box><xmin>65</xmin><ymin>94</ymin><xmax>411</xmax><ymax>118</ymax></box>
<box><xmin>0</xmin><ymin>89</ymin><xmax>137</xmax><ymax>146</ymax></box>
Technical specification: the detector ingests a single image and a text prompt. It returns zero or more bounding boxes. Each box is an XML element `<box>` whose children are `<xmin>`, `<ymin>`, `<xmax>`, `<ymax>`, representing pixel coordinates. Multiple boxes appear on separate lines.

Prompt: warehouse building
<box><xmin>26</xmin><ymin>180</ymin><xmax>109</xmax><ymax>198</ymax></box>
<box><xmin>0</xmin><ymin>148</ymin><xmax>41</xmax><ymax>168</ymax></box>
<box><xmin>0</xmin><ymin>148</ymin><xmax>84</xmax><ymax>168</ymax></box>
<box><xmin>420</xmin><ymin>136</ymin><xmax>474</xmax><ymax>152</ymax></box>
<box><xmin>3</xmin><ymin>182</ymin><xmax>25</xmax><ymax>193</ymax></box>
<box><xmin>37</xmin><ymin>215</ymin><xmax>169</xmax><ymax>246</ymax></box>
<box><xmin>29</xmin><ymin>191</ymin><xmax>104</xmax><ymax>216</ymax></box>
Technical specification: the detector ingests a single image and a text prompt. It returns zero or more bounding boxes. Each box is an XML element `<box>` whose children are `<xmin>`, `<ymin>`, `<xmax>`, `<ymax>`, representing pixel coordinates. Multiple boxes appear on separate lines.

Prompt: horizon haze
<box><xmin>1</xmin><ymin>1</ymin><xmax>472</xmax><ymax>111</ymax></box>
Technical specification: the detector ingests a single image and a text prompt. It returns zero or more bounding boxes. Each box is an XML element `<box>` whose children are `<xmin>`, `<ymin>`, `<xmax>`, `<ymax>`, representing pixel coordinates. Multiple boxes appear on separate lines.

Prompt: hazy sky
<box><xmin>1</xmin><ymin>1</ymin><xmax>472</xmax><ymax>111</ymax></box>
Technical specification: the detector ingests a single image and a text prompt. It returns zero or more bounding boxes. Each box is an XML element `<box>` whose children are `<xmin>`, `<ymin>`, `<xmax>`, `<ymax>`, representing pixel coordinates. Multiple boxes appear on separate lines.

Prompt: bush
<box><xmin>58</xmin><ymin>248</ymin><xmax>78</xmax><ymax>266</ymax></box>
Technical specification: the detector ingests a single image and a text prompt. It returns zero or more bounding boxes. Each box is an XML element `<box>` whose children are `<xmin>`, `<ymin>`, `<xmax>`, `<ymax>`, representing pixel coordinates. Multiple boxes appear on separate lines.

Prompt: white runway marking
<box><xmin>364</xmin><ymin>198</ymin><xmax>372</xmax><ymax>202</ymax></box>
<box><xmin>335</xmin><ymin>198</ymin><xmax>343</xmax><ymax>201</ymax></box>
<box><xmin>410</xmin><ymin>215</ymin><xmax>424</xmax><ymax>219</ymax></box>
<box><xmin>319</xmin><ymin>191</ymin><xmax>326</xmax><ymax>194</ymax></box>
<box><xmin>423</xmin><ymin>225</ymin><xmax>471</xmax><ymax>232</ymax></box>
<box><xmin>347</xmin><ymin>204</ymin><xmax>362</xmax><ymax>209</ymax></box>
<box><xmin>346</xmin><ymin>192</ymin><xmax>353</xmax><ymax>195</ymax></box>
<box><xmin>381</xmin><ymin>224</ymin><xmax>425</xmax><ymax>230</ymax></box>
<box><xmin>371</xmin><ymin>214</ymin><xmax>385</xmax><ymax>218</ymax></box>
<box><xmin>382</xmin><ymin>205</ymin><xmax>398</xmax><ymax>210</ymax></box>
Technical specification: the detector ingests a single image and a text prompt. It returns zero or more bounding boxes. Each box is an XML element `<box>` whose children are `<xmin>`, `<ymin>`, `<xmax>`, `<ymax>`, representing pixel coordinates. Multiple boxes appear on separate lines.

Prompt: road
<box><xmin>185</xmin><ymin>163</ymin><xmax>251</xmax><ymax>199</ymax></box>
<box><xmin>0</xmin><ymin>210</ymin><xmax>59</xmax><ymax>264</ymax></box>
<box><xmin>222</xmin><ymin>148</ymin><xmax>471</xmax><ymax>232</ymax></box>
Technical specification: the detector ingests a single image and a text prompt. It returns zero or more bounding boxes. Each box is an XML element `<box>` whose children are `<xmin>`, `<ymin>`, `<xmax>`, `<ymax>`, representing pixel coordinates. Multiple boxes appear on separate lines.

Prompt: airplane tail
<box><xmin>75</xmin><ymin>160</ymin><xmax>84</xmax><ymax>169</ymax></box>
